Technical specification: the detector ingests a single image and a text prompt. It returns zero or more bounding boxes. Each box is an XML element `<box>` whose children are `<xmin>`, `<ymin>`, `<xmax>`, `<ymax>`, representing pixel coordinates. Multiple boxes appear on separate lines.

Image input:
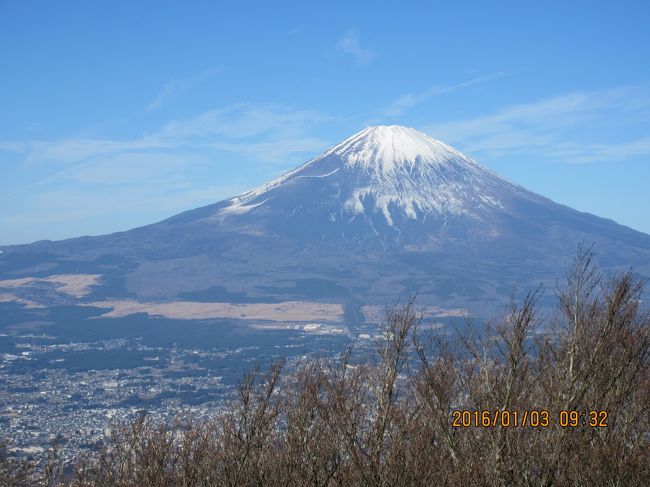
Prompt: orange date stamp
<box><xmin>451</xmin><ymin>410</ymin><xmax>608</xmax><ymax>428</ymax></box>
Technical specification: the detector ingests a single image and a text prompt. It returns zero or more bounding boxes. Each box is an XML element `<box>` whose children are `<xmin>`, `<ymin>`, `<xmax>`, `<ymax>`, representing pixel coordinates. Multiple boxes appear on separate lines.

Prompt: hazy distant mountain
<box><xmin>1</xmin><ymin>126</ymin><xmax>649</xmax><ymax>319</ymax></box>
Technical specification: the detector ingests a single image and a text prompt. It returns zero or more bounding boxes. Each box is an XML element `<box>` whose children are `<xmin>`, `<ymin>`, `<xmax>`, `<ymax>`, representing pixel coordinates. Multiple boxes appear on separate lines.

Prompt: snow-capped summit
<box><xmin>323</xmin><ymin>125</ymin><xmax>471</xmax><ymax>174</ymax></box>
<box><xmin>219</xmin><ymin>125</ymin><xmax>513</xmax><ymax>228</ymax></box>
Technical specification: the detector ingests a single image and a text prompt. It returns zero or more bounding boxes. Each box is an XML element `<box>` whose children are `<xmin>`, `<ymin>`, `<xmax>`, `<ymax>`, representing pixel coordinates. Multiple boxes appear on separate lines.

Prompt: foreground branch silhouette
<box><xmin>3</xmin><ymin>247</ymin><xmax>649</xmax><ymax>486</ymax></box>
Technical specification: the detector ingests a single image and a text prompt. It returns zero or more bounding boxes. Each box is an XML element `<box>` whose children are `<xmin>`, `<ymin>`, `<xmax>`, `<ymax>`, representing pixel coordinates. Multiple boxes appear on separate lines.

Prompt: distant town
<box><xmin>0</xmin><ymin>321</ymin><xmax>386</xmax><ymax>467</ymax></box>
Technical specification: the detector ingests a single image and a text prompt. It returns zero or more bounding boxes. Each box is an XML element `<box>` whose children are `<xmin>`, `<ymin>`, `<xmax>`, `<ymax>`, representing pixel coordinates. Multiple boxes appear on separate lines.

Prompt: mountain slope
<box><xmin>1</xmin><ymin>126</ymin><xmax>649</xmax><ymax>317</ymax></box>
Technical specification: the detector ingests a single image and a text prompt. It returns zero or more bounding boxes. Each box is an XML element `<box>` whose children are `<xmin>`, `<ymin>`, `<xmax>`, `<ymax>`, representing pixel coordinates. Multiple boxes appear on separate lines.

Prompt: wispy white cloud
<box><xmin>0</xmin><ymin>141</ymin><xmax>27</xmax><ymax>152</ymax></box>
<box><xmin>68</xmin><ymin>152</ymin><xmax>206</xmax><ymax>184</ymax></box>
<box><xmin>19</xmin><ymin>136</ymin><xmax>169</xmax><ymax>167</ymax></box>
<box><xmin>159</xmin><ymin>103</ymin><xmax>328</xmax><ymax>140</ymax></box>
<box><xmin>337</xmin><ymin>29</ymin><xmax>375</xmax><ymax>65</ymax></box>
<box><xmin>554</xmin><ymin>137</ymin><xmax>650</xmax><ymax>164</ymax></box>
<box><xmin>6</xmin><ymin>103</ymin><xmax>330</xmax><ymax>169</ymax></box>
<box><xmin>147</xmin><ymin>66</ymin><xmax>223</xmax><ymax>112</ymax></box>
<box><xmin>383</xmin><ymin>72</ymin><xmax>511</xmax><ymax>116</ymax></box>
<box><xmin>4</xmin><ymin>103</ymin><xmax>332</xmax><ymax>202</ymax></box>
<box><xmin>288</xmin><ymin>26</ymin><xmax>306</xmax><ymax>36</ymax></box>
<box><xmin>8</xmin><ymin>150</ymin><xmax>199</xmax><ymax>196</ymax></box>
<box><xmin>423</xmin><ymin>84</ymin><xmax>650</xmax><ymax>164</ymax></box>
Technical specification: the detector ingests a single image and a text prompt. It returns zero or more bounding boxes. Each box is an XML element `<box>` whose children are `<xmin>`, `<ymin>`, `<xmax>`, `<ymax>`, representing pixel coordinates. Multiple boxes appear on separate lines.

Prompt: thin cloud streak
<box><xmin>147</xmin><ymin>67</ymin><xmax>223</xmax><ymax>112</ymax></box>
<box><xmin>288</xmin><ymin>26</ymin><xmax>306</xmax><ymax>36</ymax></box>
<box><xmin>383</xmin><ymin>71</ymin><xmax>512</xmax><ymax>116</ymax></box>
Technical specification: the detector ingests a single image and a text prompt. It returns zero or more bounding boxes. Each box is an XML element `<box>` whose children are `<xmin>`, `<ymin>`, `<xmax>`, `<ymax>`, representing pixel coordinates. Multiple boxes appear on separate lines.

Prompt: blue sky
<box><xmin>1</xmin><ymin>0</ymin><xmax>650</xmax><ymax>244</ymax></box>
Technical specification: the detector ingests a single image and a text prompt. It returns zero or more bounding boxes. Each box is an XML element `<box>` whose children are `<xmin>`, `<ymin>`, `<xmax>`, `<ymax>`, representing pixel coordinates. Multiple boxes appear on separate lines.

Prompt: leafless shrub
<box><xmin>0</xmin><ymin>439</ymin><xmax>34</xmax><ymax>487</ymax></box>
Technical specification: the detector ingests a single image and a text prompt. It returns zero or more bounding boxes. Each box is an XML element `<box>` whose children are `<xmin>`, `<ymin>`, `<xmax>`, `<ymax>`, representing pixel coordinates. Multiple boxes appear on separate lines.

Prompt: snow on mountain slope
<box><xmin>218</xmin><ymin>126</ymin><xmax>522</xmax><ymax>227</ymax></box>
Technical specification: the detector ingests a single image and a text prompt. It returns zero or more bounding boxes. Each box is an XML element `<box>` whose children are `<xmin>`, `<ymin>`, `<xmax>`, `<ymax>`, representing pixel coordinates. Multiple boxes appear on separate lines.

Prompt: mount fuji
<box><xmin>1</xmin><ymin>126</ymin><xmax>649</xmax><ymax>320</ymax></box>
